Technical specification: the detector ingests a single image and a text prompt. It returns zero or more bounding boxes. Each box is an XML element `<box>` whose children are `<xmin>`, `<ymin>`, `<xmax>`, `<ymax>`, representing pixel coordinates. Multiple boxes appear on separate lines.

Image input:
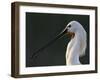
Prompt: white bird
<box><xmin>63</xmin><ymin>21</ymin><xmax>87</xmax><ymax>65</ymax></box>
<box><xmin>31</xmin><ymin>20</ymin><xmax>87</xmax><ymax>66</ymax></box>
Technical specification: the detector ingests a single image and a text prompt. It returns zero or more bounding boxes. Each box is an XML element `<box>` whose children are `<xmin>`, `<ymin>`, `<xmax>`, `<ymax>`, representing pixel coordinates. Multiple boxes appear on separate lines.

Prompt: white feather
<box><xmin>65</xmin><ymin>21</ymin><xmax>87</xmax><ymax>65</ymax></box>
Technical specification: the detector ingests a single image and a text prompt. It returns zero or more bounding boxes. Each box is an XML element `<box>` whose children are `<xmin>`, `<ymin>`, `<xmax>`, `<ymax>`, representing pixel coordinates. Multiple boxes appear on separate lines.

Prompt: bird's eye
<box><xmin>68</xmin><ymin>25</ymin><xmax>71</xmax><ymax>28</ymax></box>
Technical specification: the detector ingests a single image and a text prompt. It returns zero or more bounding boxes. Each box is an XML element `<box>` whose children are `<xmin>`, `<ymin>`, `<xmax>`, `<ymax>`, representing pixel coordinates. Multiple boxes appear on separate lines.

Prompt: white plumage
<box><xmin>65</xmin><ymin>21</ymin><xmax>87</xmax><ymax>65</ymax></box>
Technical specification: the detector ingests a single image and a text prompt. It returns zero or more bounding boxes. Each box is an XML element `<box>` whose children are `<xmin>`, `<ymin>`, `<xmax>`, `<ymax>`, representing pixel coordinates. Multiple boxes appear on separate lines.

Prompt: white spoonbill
<box><xmin>63</xmin><ymin>21</ymin><xmax>87</xmax><ymax>65</ymax></box>
<box><xmin>31</xmin><ymin>21</ymin><xmax>87</xmax><ymax>66</ymax></box>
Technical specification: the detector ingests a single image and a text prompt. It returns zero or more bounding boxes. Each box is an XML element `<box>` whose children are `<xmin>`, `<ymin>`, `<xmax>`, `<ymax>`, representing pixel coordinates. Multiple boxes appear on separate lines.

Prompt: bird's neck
<box><xmin>66</xmin><ymin>32</ymin><xmax>81</xmax><ymax>65</ymax></box>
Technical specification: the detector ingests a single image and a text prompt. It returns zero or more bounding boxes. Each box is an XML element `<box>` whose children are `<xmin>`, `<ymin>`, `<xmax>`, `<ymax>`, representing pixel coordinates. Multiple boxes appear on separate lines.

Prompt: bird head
<box><xmin>62</xmin><ymin>21</ymin><xmax>85</xmax><ymax>38</ymax></box>
<box><xmin>66</xmin><ymin>21</ymin><xmax>83</xmax><ymax>32</ymax></box>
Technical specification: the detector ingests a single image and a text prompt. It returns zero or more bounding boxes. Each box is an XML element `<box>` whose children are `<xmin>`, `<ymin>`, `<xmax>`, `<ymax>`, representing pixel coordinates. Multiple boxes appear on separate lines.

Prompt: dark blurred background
<box><xmin>26</xmin><ymin>12</ymin><xmax>89</xmax><ymax>67</ymax></box>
